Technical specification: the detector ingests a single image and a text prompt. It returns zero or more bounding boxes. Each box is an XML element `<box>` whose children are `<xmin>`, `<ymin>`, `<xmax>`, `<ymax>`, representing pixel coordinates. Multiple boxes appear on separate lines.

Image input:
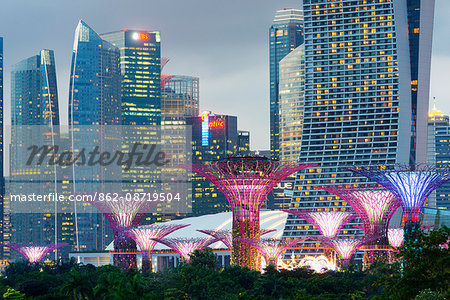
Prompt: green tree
<box><xmin>3</xmin><ymin>287</ymin><xmax>26</xmax><ymax>300</ymax></box>
<box><xmin>60</xmin><ymin>268</ymin><xmax>94</xmax><ymax>300</ymax></box>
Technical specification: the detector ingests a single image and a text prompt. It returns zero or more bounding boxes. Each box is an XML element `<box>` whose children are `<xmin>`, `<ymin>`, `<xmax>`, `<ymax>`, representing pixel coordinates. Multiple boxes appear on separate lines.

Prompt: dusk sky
<box><xmin>1</xmin><ymin>0</ymin><xmax>449</xmax><ymax>150</ymax></box>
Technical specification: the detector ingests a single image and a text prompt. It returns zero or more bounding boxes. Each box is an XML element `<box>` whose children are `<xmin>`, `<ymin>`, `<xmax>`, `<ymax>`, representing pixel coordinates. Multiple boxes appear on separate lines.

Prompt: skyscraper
<box><xmin>283</xmin><ymin>0</ymin><xmax>435</xmax><ymax>260</ymax></box>
<box><xmin>0</xmin><ymin>37</ymin><xmax>4</xmax><ymax>259</ymax></box>
<box><xmin>69</xmin><ymin>20</ymin><xmax>121</xmax><ymax>251</ymax></box>
<box><xmin>9</xmin><ymin>50</ymin><xmax>61</xmax><ymax>256</ymax></box>
<box><xmin>269</xmin><ymin>8</ymin><xmax>304</xmax><ymax>160</ymax></box>
<box><xmin>427</xmin><ymin>103</ymin><xmax>450</xmax><ymax>209</ymax></box>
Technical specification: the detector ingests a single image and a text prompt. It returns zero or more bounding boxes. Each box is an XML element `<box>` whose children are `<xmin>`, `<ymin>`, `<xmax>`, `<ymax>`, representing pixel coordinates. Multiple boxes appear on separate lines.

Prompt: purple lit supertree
<box><xmin>152</xmin><ymin>237</ymin><xmax>217</xmax><ymax>263</ymax></box>
<box><xmin>313</xmin><ymin>237</ymin><xmax>375</xmax><ymax>268</ymax></box>
<box><xmin>123</xmin><ymin>224</ymin><xmax>189</xmax><ymax>271</ymax></box>
<box><xmin>186</xmin><ymin>156</ymin><xmax>316</xmax><ymax>270</ymax></box>
<box><xmin>240</xmin><ymin>238</ymin><xmax>306</xmax><ymax>268</ymax></box>
<box><xmin>91</xmin><ymin>198</ymin><xmax>158</xmax><ymax>270</ymax></box>
<box><xmin>6</xmin><ymin>244</ymin><xmax>67</xmax><ymax>263</ymax></box>
<box><xmin>282</xmin><ymin>210</ymin><xmax>356</xmax><ymax>238</ymax></box>
<box><xmin>315</xmin><ymin>185</ymin><xmax>400</xmax><ymax>236</ymax></box>
<box><xmin>197</xmin><ymin>228</ymin><xmax>276</xmax><ymax>250</ymax></box>
<box><xmin>387</xmin><ymin>228</ymin><xmax>404</xmax><ymax>248</ymax></box>
<box><xmin>346</xmin><ymin>165</ymin><xmax>450</xmax><ymax>242</ymax></box>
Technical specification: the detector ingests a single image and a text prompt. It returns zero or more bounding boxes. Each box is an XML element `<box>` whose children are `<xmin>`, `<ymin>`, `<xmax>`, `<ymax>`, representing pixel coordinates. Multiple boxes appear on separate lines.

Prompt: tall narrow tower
<box><xmin>269</xmin><ymin>8</ymin><xmax>304</xmax><ymax>160</ymax></box>
<box><xmin>283</xmin><ymin>0</ymin><xmax>435</xmax><ymax>259</ymax></box>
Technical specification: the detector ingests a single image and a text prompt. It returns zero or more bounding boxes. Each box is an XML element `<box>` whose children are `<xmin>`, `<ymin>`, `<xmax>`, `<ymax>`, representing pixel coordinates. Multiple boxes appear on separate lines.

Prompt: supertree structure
<box><xmin>123</xmin><ymin>224</ymin><xmax>189</xmax><ymax>271</ymax></box>
<box><xmin>387</xmin><ymin>228</ymin><xmax>404</xmax><ymax>248</ymax></box>
<box><xmin>315</xmin><ymin>185</ymin><xmax>400</xmax><ymax>236</ymax></box>
<box><xmin>91</xmin><ymin>198</ymin><xmax>158</xmax><ymax>270</ymax></box>
<box><xmin>186</xmin><ymin>156</ymin><xmax>316</xmax><ymax>270</ymax></box>
<box><xmin>6</xmin><ymin>244</ymin><xmax>67</xmax><ymax>263</ymax></box>
<box><xmin>197</xmin><ymin>228</ymin><xmax>276</xmax><ymax>250</ymax></box>
<box><xmin>313</xmin><ymin>237</ymin><xmax>375</xmax><ymax>268</ymax></box>
<box><xmin>346</xmin><ymin>165</ymin><xmax>450</xmax><ymax>242</ymax></box>
<box><xmin>282</xmin><ymin>210</ymin><xmax>356</xmax><ymax>238</ymax></box>
<box><xmin>152</xmin><ymin>237</ymin><xmax>217</xmax><ymax>263</ymax></box>
<box><xmin>239</xmin><ymin>238</ymin><xmax>306</xmax><ymax>268</ymax></box>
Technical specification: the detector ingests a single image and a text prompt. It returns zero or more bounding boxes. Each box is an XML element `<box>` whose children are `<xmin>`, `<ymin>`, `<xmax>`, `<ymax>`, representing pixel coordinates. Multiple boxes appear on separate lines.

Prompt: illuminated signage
<box><xmin>201</xmin><ymin>111</ymin><xmax>210</xmax><ymax>146</ymax></box>
<box><xmin>132</xmin><ymin>32</ymin><xmax>149</xmax><ymax>40</ymax></box>
<box><xmin>209</xmin><ymin>120</ymin><xmax>224</xmax><ymax>128</ymax></box>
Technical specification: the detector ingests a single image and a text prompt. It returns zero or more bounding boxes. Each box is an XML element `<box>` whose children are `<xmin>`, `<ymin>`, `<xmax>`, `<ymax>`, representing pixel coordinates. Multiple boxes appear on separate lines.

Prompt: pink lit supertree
<box><xmin>186</xmin><ymin>156</ymin><xmax>316</xmax><ymax>270</ymax></box>
<box><xmin>91</xmin><ymin>198</ymin><xmax>158</xmax><ymax>270</ymax></box>
<box><xmin>346</xmin><ymin>165</ymin><xmax>450</xmax><ymax>243</ymax></box>
<box><xmin>240</xmin><ymin>238</ymin><xmax>306</xmax><ymax>268</ymax></box>
<box><xmin>6</xmin><ymin>244</ymin><xmax>67</xmax><ymax>263</ymax></box>
<box><xmin>387</xmin><ymin>228</ymin><xmax>404</xmax><ymax>248</ymax></box>
<box><xmin>197</xmin><ymin>228</ymin><xmax>276</xmax><ymax>250</ymax></box>
<box><xmin>123</xmin><ymin>224</ymin><xmax>189</xmax><ymax>271</ymax></box>
<box><xmin>282</xmin><ymin>210</ymin><xmax>356</xmax><ymax>238</ymax></box>
<box><xmin>152</xmin><ymin>237</ymin><xmax>217</xmax><ymax>263</ymax></box>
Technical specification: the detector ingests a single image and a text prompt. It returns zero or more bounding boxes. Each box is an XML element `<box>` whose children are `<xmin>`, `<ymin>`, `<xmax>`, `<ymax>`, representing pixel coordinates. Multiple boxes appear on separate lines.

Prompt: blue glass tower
<box><xmin>69</xmin><ymin>20</ymin><xmax>121</xmax><ymax>251</ymax></box>
<box><xmin>269</xmin><ymin>9</ymin><xmax>304</xmax><ymax>160</ymax></box>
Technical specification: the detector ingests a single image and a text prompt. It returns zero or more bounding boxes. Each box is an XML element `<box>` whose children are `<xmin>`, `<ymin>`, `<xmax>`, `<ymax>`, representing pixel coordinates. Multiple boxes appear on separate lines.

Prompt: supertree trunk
<box><xmin>232</xmin><ymin>212</ymin><xmax>261</xmax><ymax>270</ymax></box>
<box><xmin>141</xmin><ymin>251</ymin><xmax>152</xmax><ymax>272</ymax></box>
<box><xmin>113</xmin><ymin>230</ymin><xmax>137</xmax><ymax>271</ymax></box>
<box><xmin>362</xmin><ymin>235</ymin><xmax>390</xmax><ymax>269</ymax></box>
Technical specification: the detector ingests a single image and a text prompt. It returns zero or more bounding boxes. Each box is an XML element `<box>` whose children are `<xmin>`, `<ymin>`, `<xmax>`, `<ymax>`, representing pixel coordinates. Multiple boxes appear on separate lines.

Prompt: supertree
<box><xmin>152</xmin><ymin>237</ymin><xmax>217</xmax><ymax>263</ymax></box>
<box><xmin>197</xmin><ymin>228</ymin><xmax>276</xmax><ymax>250</ymax></box>
<box><xmin>387</xmin><ymin>228</ymin><xmax>404</xmax><ymax>248</ymax></box>
<box><xmin>186</xmin><ymin>156</ymin><xmax>316</xmax><ymax>270</ymax></box>
<box><xmin>6</xmin><ymin>244</ymin><xmax>67</xmax><ymax>263</ymax></box>
<box><xmin>313</xmin><ymin>237</ymin><xmax>375</xmax><ymax>268</ymax></box>
<box><xmin>91</xmin><ymin>198</ymin><xmax>158</xmax><ymax>270</ymax></box>
<box><xmin>282</xmin><ymin>210</ymin><xmax>356</xmax><ymax>238</ymax></box>
<box><xmin>239</xmin><ymin>238</ymin><xmax>306</xmax><ymax>268</ymax></box>
<box><xmin>346</xmin><ymin>165</ymin><xmax>450</xmax><ymax>242</ymax></box>
<box><xmin>123</xmin><ymin>224</ymin><xmax>189</xmax><ymax>271</ymax></box>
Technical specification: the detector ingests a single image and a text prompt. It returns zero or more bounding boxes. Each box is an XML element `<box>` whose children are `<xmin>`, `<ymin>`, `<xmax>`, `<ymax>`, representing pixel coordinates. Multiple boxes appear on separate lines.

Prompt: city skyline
<box><xmin>0</xmin><ymin>0</ymin><xmax>449</xmax><ymax>150</ymax></box>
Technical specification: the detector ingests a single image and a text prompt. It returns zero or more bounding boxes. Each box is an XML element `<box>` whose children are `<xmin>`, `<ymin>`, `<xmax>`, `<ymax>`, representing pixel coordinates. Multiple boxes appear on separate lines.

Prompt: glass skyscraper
<box><xmin>0</xmin><ymin>37</ymin><xmax>4</xmax><ymax>259</ymax></box>
<box><xmin>283</xmin><ymin>0</ymin><xmax>435</xmax><ymax>260</ymax></box>
<box><xmin>269</xmin><ymin>9</ymin><xmax>304</xmax><ymax>160</ymax></box>
<box><xmin>69</xmin><ymin>20</ymin><xmax>121</xmax><ymax>251</ymax></box>
<box><xmin>9</xmin><ymin>50</ymin><xmax>62</xmax><ymax>257</ymax></box>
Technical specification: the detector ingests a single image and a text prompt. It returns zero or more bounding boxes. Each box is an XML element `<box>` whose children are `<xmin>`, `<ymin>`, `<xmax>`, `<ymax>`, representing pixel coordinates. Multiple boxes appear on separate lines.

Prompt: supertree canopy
<box><xmin>387</xmin><ymin>228</ymin><xmax>404</xmax><ymax>248</ymax></box>
<box><xmin>152</xmin><ymin>237</ymin><xmax>217</xmax><ymax>263</ymax></box>
<box><xmin>6</xmin><ymin>244</ymin><xmax>67</xmax><ymax>263</ymax></box>
<box><xmin>282</xmin><ymin>210</ymin><xmax>356</xmax><ymax>238</ymax></box>
<box><xmin>197</xmin><ymin>228</ymin><xmax>276</xmax><ymax>250</ymax></box>
<box><xmin>315</xmin><ymin>185</ymin><xmax>400</xmax><ymax>236</ymax></box>
<box><xmin>124</xmin><ymin>224</ymin><xmax>189</xmax><ymax>271</ymax></box>
<box><xmin>187</xmin><ymin>156</ymin><xmax>316</xmax><ymax>270</ymax></box>
<box><xmin>346</xmin><ymin>165</ymin><xmax>450</xmax><ymax>242</ymax></box>
<box><xmin>91</xmin><ymin>198</ymin><xmax>158</xmax><ymax>271</ymax></box>
<box><xmin>240</xmin><ymin>238</ymin><xmax>306</xmax><ymax>268</ymax></box>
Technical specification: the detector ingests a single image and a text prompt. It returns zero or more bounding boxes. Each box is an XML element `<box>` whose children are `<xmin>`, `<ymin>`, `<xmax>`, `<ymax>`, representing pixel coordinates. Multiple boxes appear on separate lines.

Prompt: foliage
<box><xmin>0</xmin><ymin>227</ymin><xmax>448</xmax><ymax>299</ymax></box>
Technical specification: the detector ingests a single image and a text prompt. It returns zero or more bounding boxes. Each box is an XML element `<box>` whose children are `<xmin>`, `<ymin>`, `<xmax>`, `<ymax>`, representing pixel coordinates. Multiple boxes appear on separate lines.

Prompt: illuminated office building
<box><xmin>283</xmin><ymin>0</ymin><xmax>435</xmax><ymax>259</ymax></box>
<box><xmin>427</xmin><ymin>103</ymin><xmax>450</xmax><ymax>209</ymax></box>
<box><xmin>69</xmin><ymin>20</ymin><xmax>121</xmax><ymax>251</ymax></box>
<box><xmin>186</xmin><ymin>112</ymin><xmax>248</xmax><ymax>216</ymax></box>
<box><xmin>269</xmin><ymin>8</ymin><xmax>304</xmax><ymax>160</ymax></box>
<box><xmin>237</xmin><ymin>131</ymin><xmax>251</xmax><ymax>156</ymax></box>
<box><xmin>9</xmin><ymin>50</ymin><xmax>63</xmax><ymax>257</ymax></box>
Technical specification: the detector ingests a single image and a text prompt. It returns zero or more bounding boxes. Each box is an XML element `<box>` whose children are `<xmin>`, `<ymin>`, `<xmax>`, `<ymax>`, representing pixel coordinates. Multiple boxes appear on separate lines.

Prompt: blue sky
<box><xmin>1</xmin><ymin>0</ymin><xmax>449</xmax><ymax>150</ymax></box>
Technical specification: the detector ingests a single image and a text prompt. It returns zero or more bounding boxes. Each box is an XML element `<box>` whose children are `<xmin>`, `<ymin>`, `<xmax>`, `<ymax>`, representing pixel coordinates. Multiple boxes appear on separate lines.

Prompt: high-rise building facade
<box><xmin>69</xmin><ymin>20</ymin><xmax>121</xmax><ymax>251</ymax></box>
<box><xmin>9</xmin><ymin>50</ymin><xmax>62</xmax><ymax>256</ymax></box>
<box><xmin>269</xmin><ymin>9</ymin><xmax>304</xmax><ymax>160</ymax></box>
<box><xmin>187</xmin><ymin>112</ymin><xmax>246</xmax><ymax>216</ymax></box>
<box><xmin>427</xmin><ymin>104</ymin><xmax>450</xmax><ymax>209</ymax></box>
<box><xmin>0</xmin><ymin>37</ymin><xmax>4</xmax><ymax>259</ymax></box>
<box><xmin>283</xmin><ymin>0</ymin><xmax>435</xmax><ymax>260</ymax></box>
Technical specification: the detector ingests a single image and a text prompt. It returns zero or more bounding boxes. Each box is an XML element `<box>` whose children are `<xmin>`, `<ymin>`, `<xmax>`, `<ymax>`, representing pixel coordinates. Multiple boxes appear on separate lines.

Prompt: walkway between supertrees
<box><xmin>6</xmin><ymin>244</ymin><xmax>67</xmax><ymax>263</ymax></box>
<box><xmin>346</xmin><ymin>165</ymin><xmax>450</xmax><ymax>244</ymax></box>
<box><xmin>315</xmin><ymin>184</ymin><xmax>400</xmax><ymax>267</ymax></box>
<box><xmin>312</xmin><ymin>237</ymin><xmax>377</xmax><ymax>268</ymax></box>
<box><xmin>151</xmin><ymin>237</ymin><xmax>217</xmax><ymax>263</ymax></box>
<box><xmin>197</xmin><ymin>228</ymin><xmax>276</xmax><ymax>250</ymax></box>
<box><xmin>122</xmin><ymin>224</ymin><xmax>189</xmax><ymax>272</ymax></box>
<box><xmin>91</xmin><ymin>198</ymin><xmax>159</xmax><ymax>271</ymax></box>
<box><xmin>187</xmin><ymin>156</ymin><xmax>316</xmax><ymax>270</ymax></box>
<box><xmin>239</xmin><ymin>238</ymin><xmax>306</xmax><ymax>269</ymax></box>
<box><xmin>282</xmin><ymin>210</ymin><xmax>356</xmax><ymax>238</ymax></box>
